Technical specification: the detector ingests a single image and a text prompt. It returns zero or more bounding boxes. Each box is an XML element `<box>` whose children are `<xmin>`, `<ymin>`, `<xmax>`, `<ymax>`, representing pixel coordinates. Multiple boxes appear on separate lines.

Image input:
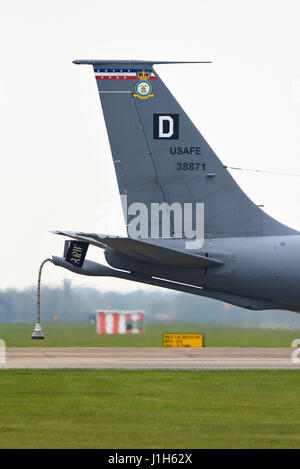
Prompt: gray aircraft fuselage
<box><xmin>101</xmin><ymin>235</ymin><xmax>300</xmax><ymax>312</ymax></box>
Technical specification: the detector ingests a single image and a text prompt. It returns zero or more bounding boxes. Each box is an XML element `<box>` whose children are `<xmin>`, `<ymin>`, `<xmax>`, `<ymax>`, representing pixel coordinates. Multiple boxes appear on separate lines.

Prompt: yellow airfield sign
<box><xmin>163</xmin><ymin>333</ymin><xmax>205</xmax><ymax>348</ymax></box>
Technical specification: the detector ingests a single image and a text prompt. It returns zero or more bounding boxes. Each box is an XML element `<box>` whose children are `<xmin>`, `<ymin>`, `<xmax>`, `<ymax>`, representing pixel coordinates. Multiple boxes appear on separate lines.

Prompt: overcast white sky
<box><xmin>1</xmin><ymin>0</ymin><xmax>300</xmax><ymax>291</ymax></box>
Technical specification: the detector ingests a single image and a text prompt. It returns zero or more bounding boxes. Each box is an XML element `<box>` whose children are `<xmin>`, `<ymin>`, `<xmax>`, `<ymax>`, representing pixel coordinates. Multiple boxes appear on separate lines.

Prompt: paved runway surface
<box><xmin>1</xmin><ymin>347</ymin><xmax>300</xmax><ymax>370</ymax></box>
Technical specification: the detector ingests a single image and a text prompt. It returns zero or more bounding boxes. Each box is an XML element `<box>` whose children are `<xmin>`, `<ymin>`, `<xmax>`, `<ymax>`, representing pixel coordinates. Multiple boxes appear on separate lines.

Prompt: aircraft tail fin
<box><xmin>74</xmin><ymin>59</ymin><xmax>297</xmax><ymax>238</ymax></box>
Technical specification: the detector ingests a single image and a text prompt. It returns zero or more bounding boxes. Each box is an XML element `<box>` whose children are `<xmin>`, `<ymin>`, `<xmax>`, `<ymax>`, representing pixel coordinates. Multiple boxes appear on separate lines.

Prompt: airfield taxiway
<box><xmin>1</xmin><ymin>347</ymin><xmax>299</xmax><ymax>370</ymax></box>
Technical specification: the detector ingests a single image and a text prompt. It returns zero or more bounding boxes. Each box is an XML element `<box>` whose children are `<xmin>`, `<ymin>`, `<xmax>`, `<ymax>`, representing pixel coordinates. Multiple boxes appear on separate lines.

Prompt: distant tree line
<box><xmin>1</xmin><ymin>279</ymin><xmax>300</xmax><ymax>328</ymax></box>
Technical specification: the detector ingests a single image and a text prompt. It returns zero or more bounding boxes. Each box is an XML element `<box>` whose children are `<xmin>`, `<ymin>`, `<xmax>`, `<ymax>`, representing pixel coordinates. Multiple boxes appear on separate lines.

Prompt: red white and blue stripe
<box><xmin>94</xmin><ymin>68</ymin><xmax>157</xmax><ymax>80</ymax></box>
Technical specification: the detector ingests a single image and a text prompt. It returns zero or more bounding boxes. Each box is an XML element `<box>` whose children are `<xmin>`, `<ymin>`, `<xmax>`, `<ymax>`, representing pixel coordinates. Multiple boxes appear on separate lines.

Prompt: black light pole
<box><xmin>31</xmin><ymin>258</ymin><xmax>53</xmax><ymax>340</ymax></box>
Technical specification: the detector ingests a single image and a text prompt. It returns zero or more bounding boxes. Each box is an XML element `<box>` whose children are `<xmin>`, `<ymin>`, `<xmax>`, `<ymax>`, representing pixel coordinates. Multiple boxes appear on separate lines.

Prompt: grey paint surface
<box><xmin>52</xmin><ymin>60</ymin><xmax>300</xmax><ymax>313</ymax></box>
<box><xmin>91</xmin><ymin>60</ymin><xmax>296</xmax><ymax>238</ymax></box>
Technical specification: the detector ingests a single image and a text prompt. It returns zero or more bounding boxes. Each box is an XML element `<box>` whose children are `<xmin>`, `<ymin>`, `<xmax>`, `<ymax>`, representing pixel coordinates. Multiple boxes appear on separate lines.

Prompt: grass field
<box><xmin>1</xmin><ymin>323</ymin><xmax>300</xmax><ymax>449</ymax></box>
<box><xmin>0</xmin><ymin>369</ymin><xmax>300</xmax><ymax>449</ymax></box>
<box><xmin>0</xmin><ymin>322</ymin><xmax>299</xmax><ymax>347</ymax></box>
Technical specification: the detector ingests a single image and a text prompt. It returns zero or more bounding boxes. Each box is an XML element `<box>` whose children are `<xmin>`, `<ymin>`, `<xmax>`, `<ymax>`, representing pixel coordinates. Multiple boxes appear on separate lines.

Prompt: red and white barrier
<box><xmin>96</xmin><ymin>311</ymin><xmax>145</xmax><ymax>334</ymax></box>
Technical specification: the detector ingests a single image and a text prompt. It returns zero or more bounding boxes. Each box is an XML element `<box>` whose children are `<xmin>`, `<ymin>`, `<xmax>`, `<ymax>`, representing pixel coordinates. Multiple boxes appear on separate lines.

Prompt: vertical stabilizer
<box><xmin>74</xmin><ymin>59</ymin><xmax>297</xmax><ymax>238</ymax></box>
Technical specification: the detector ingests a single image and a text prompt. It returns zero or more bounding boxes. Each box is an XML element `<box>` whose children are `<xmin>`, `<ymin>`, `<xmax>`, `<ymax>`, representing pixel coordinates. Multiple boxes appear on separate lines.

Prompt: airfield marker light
<box><xmin>31</xmin><ymin>258</ymin><xmax>53</xmax><ymax>340</ymax></box>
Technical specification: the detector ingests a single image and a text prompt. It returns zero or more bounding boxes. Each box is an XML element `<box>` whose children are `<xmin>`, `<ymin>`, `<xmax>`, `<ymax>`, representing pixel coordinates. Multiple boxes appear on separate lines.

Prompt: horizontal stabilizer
<box><xmin>51</xmin><ymin>230</ymin><xmax>107</xmax><ymax>248</ymax></box>
<box><xmin>97</xmin><ymin>236</ymin><xmax>223</xmax><ymax>268</ymax></box>
<box><xmin>52</xmin><ymin>231</ymin><xmax>223</xmax><ymax>268</ymax></box>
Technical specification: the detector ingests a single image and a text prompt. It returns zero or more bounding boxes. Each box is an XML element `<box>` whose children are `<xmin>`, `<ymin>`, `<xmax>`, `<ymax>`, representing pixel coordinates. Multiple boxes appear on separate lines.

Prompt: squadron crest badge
<box><xmin>133</xmin><ymin>70</ymin><xmax>154</xmax><ymax>100</ymax></box>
